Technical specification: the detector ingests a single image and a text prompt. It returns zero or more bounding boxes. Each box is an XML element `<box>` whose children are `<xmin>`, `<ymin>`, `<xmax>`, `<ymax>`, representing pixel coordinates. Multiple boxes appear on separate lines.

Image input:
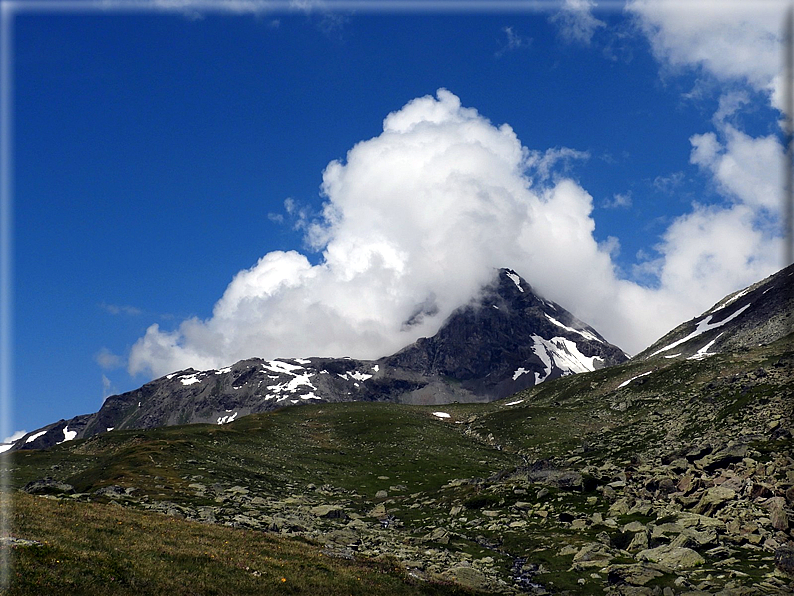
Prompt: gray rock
<box><xmin>695</xmin><ymin>445</ymin><xmax>747</xmax><ymax>472</ymax></box>
<box><xmin>775</xmin><ymin>545</ymin><xmax>794</xmax><ymax>576</ymax></box>
<box><xmin>605</xmin><ymin>563</ymin><xmax>664</xmax><ymax>586</ymax></box>
<box><xmin>628</xmin><ymin>531</ymin><xmax>649</xmax><ymax>552</ymax></box>
<box><xmin>670</xmin><ymin>527</ymin><xmax>717</xmax><ymax>548</ymax></box>
<box><xmin>693</xmin><ymin>486</ymin><xmax>735</xmax><ymax>515</ymax></box>
<box><xmin>424</xmin><ymin>527</ymin><xmax>450</xmax><ymax>544</ymax></box>
<box><xmin>442</xmin><ymin>566</ymin><xmax>488</xmax><ymax>591</ymax></box>
<box><xmin>22</xmin><ymin>478</ymin><xmax>74</xmax><ymax>495</ymax></box>
<box><xmin>573</xmin><ymin>542</ymin><xmax>614</xmax><ymax>568</ymax></box>
<box><xmin>310</xmin><ymin>504</ymin><xmax>347</xmax><ymax>519</ymax></box>
<box><xmin>637</xmin><ymin>545</ymin><xmax>705</xmax><ymax>569</ymax></box>
<box><xmin>94</xmin><ymin>485</ymin><xmax>128</xmax><ymax>498</ymax></box>
<box><xmin>766</xmin><ymin>497</ymin><xmax>789</xmax><ymax>531</ymax></box>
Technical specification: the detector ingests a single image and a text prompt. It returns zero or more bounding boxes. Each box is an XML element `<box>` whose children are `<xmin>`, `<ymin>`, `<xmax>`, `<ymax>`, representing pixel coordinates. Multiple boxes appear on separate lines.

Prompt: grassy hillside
<box><xmin>6</xmin><ymin>491</ymin><xmax>481</xmax><ymax>596</ymax></box>
<box><xmin>4</xmin><ymin>336</ymin><xmax>793</xmax><ymax>594</ymax></box>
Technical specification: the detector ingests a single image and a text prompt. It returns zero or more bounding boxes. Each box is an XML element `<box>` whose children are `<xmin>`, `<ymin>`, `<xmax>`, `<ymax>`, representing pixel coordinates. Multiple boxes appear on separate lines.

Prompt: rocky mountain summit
<box><xmin>12</xmin><ymin>268</ymin><xmax>627</xmax><ymax>452</ymax></box>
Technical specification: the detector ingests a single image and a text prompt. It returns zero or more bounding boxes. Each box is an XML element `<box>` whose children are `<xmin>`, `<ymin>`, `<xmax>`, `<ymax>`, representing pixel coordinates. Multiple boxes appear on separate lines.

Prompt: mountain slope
<box><xmin>8</xmin><ymin>329</ymin><xmax>793</xmax><ymax>595</ymax></box>
<box><xmin>10</xmin><ymin>268</ymin><xmax>627</xmax><ymax>451</ymax></box>
<box><xmin>7</xmin><ymin>265</ymin><xmax>794</xmax><ymax>594</ymax></box>
<box><xmin>636</xmin><ymin>262</ymin><xmax>793</xmax><ymax>362</ymax></box>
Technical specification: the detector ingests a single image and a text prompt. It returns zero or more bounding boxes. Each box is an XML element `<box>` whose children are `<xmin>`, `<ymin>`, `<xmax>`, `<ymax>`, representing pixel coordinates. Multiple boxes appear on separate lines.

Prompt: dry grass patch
<box><xmin>6</xmin><ymin>492</ymin><xmax>481</xmax><ymax>596</ymax></box>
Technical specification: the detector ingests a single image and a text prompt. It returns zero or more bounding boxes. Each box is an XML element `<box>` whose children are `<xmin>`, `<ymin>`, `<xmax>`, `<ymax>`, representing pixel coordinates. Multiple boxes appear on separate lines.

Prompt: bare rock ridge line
<box><xmin>12</xmin><ymin>267</ymin><xmax>628</xmax><ymax>451</ymax></box>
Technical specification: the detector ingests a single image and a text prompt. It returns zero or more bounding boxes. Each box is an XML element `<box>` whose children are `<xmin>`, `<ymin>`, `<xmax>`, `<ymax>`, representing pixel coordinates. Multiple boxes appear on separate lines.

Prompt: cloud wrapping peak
<box><xmin>129</xmin><ymin>88</ymin><xmax>781</xmax><ymax>379</ymax></box>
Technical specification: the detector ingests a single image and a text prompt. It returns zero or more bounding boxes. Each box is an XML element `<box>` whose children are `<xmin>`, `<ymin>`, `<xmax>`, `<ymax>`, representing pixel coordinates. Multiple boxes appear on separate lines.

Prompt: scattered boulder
<box><xmin>695</xmin><ymin>444</ymin><xmax>747</xmax><ymax>472</ymax></box>
<box><xmin>423</xmin><ymin>527</ymin><xmax>450</xmax><ymax>544</ymax></box>
<box><xmin>94</xmin><ymin>485</ymin><xmax>130</xmax><ymax>498</ymax></box>
<box><xmin>627</xmin><ymin>530</ymin><xmax>649</xmax><ymax>552</ymax></box>
<box><xmin>693</xmin><ymin>486</ymin><xmax>735</xmax><ymax>515</ymax></box>
<box><xmin>442</xmin><ymin>566</ymin><xmax>488</xmax><ymax>591</ymax></box>
<box><xmin>22</xmin><ymin>478</ymin><xmax>74</xmax><ymax>495</ymax></box>
<box><xmin>310</xmin><ymin>504</ymin><xmax>347</xmax><ymax>519</ymax></box>
<box><xmin>766</xmin><ymin>497</ymin><xmax>789</xmax><ymax>531</ymax></box>
<box><xmin>775</xmin><ymin>545</ymin><xmax>794</xmax><ymax>576</ymax></box>
<box><xmin>605</xmin><ymin>563</ymin><xmax>664</xmax><ymax>586</ymax></box>
<box><xmin>637</xmin><ymin>545</ymin><xmax>705</xmax><ymax>569</ymax></box>
<box><xmin>572</xmin><ymin>542</ymin><xmax>614</xmax><ymax>568</ymax></box>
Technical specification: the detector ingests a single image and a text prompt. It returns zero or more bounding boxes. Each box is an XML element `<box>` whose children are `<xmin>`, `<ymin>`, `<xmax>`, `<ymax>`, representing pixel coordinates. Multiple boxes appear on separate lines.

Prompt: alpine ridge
<box><xmin>11</xmin><ymin>268</ymin><xmax>627</xmax><ymax>451</ymax></box>
<box><xmin>636</xmin><ymin>262</ymin><xmax>793</xmax><ymax>362</ymax></box>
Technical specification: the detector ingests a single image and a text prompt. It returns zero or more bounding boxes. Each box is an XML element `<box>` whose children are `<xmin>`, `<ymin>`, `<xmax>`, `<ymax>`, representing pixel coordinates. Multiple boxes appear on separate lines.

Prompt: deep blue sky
<box><xmin>6</xmin><ymin>2</ymin><xmax>785</xmax><ymax>438</ymax></box>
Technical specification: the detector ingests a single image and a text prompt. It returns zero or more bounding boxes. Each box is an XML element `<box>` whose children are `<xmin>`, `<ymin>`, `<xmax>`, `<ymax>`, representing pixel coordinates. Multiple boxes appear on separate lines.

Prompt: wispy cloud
<box><xmin>101</xmin><ymin>374</ymin><xmax>116</xmax><ymax>401</ymax></box>
<box><xmin>525</xmin><ymin>146</ymin><xmax>590</xmax><ymax>182</ymax></box>
<box><xmin>95</xmin><ymin>347</ymin><xmax>123</xmax><ymax>370</ymax></box>
<box><xmin>602</xmin><ymin>191</ymin><xmax>633</xmax><ymax>209</ymax></box>
<box><xmin>100</xmin><ymin>302</ymin><xmax>142</xmax><ymax>316</ymax></box>
<box><xmin>652</xmin><ymin>171</ymin><xmax>684</xmax><ymax>193</ymax></box>
<box><xmin>495</xmin><ymin>26</ymin><xmax>531</xmax><ymax>58</ymax></box>
<box><xmin>2</xmin><ymin>430</ymin><xmax>26</xmax><ymax>444</ymax></box>
<box><xmin>550</xmin><ymin>0</ymin><xmax>605</xmax><ymax>46</ymax></box>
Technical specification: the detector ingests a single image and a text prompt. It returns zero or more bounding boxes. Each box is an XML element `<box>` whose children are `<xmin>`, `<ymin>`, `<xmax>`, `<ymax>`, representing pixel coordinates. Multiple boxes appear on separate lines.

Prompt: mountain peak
<box><xmin>12</xmin><ymin>267</ymin><xmax>627</xmax><ymax>450</ymax></box>
<box><xmin>384</xmin><ymin>267</ymin><xmax>627</xmax><ymax>398</ymax></box>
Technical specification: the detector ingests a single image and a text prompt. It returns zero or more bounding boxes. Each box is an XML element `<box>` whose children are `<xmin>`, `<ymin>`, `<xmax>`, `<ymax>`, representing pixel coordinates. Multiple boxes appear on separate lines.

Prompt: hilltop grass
<box><xmin>10</xmin><ymin>402</ymin><xmax>521</xmax><ymax>504</ymax></box>
<box><xmin>6</xmin><ymin>492</ymin><xmax>483</xmax><ymax>596</ymax></box>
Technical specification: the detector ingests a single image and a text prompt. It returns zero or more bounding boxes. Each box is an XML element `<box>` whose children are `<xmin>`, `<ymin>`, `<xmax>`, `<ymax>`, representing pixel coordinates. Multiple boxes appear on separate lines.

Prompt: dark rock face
<box><xmin>638</xmin><ymin>262</ymin><xmax>794</xmax><ymax>362</ymax></box>
<box><xmin>13</xmin><ymin>268</ymin><xmax>628</xmax><ymax>449</ymax></box>
<box><xmin>385</xmin><ymin>268</ymin><xmax>627</xmax><ymax>399</ymax></box>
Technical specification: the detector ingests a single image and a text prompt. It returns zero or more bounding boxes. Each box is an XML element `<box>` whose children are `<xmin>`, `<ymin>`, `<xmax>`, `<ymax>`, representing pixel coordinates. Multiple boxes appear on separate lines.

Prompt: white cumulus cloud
<box><xmin>128</xmin><ymin>87</ymin><xmax>783</xmax><ymax>378</ymax></box>
<box><xmin>627</xmin><ymin>0</ymin><xmax>784</xmax><ymax>99</ymax></box>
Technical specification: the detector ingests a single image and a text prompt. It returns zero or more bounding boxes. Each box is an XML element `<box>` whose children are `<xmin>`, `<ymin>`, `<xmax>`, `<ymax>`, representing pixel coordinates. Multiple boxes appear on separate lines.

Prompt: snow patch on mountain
<box><xmin>263</xmin><ymin>359</ymin><xmax>305</xmax><ymax>374</ymax></box>
<box><xmin>217</xmin><ymin>412</ymin><xmax>238</xmax><ymax>424</ymax></box>
<box><xmin>512</xmin><ymin>367</ymin><xmax>529</xmax><ymax>381</ymax></box>
<box><xmin>706</xmin><ymin>287</ymin><xmax>752</xmax><ymax>314</ymax></box>
<box><xmin>531</xmin><ymin>335</ymin><xmax>553</xmax><ymax>384</ymax></box>
<box><xmin>649</xmin><ymin>303</ymin><xmax>752</xmax><ymax>357</ymax></box>
<box><xmin>545</xmin><ymin>314</ymin><xmax>602</xmax><ymax>343</ymax></box>
<box><xmin>58</xmin><ymin>426</ymin><xmax>77</xmax><ymax>445</ymax></box>
<box><xmin>26</xmin><ymin>430</ymin><xmax>47</xmax><ymax>444</ymax></box>
<box><xmin>505</xmin><ymin>271</ymin><xmax>524</xmax><ymax>292</ymax></box>
<box><xmin>618</xmin><ymin>371</ymin><xmax>652</xmax><ymax>388</ymax></box>
<box><xmin>338</xmin><ymin>371</ymin><xmax>373</xmax><ymax>382</ymax></box>
<box><xmin>687</xmin><ymin>334</ymin><xmax>723</xmax><ymax>360</ymax></box>
<box><xmin>180</xmin><ymin>373</ymin><xmax>203</xmax><ymax>386</ymax></box>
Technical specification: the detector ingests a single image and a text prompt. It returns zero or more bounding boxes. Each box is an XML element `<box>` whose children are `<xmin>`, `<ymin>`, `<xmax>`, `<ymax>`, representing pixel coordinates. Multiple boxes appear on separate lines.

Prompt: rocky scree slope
<box><xmin>12</xmin><ymin>268</ymin><xmax>626</xmax><ymax>451</ymax></box>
